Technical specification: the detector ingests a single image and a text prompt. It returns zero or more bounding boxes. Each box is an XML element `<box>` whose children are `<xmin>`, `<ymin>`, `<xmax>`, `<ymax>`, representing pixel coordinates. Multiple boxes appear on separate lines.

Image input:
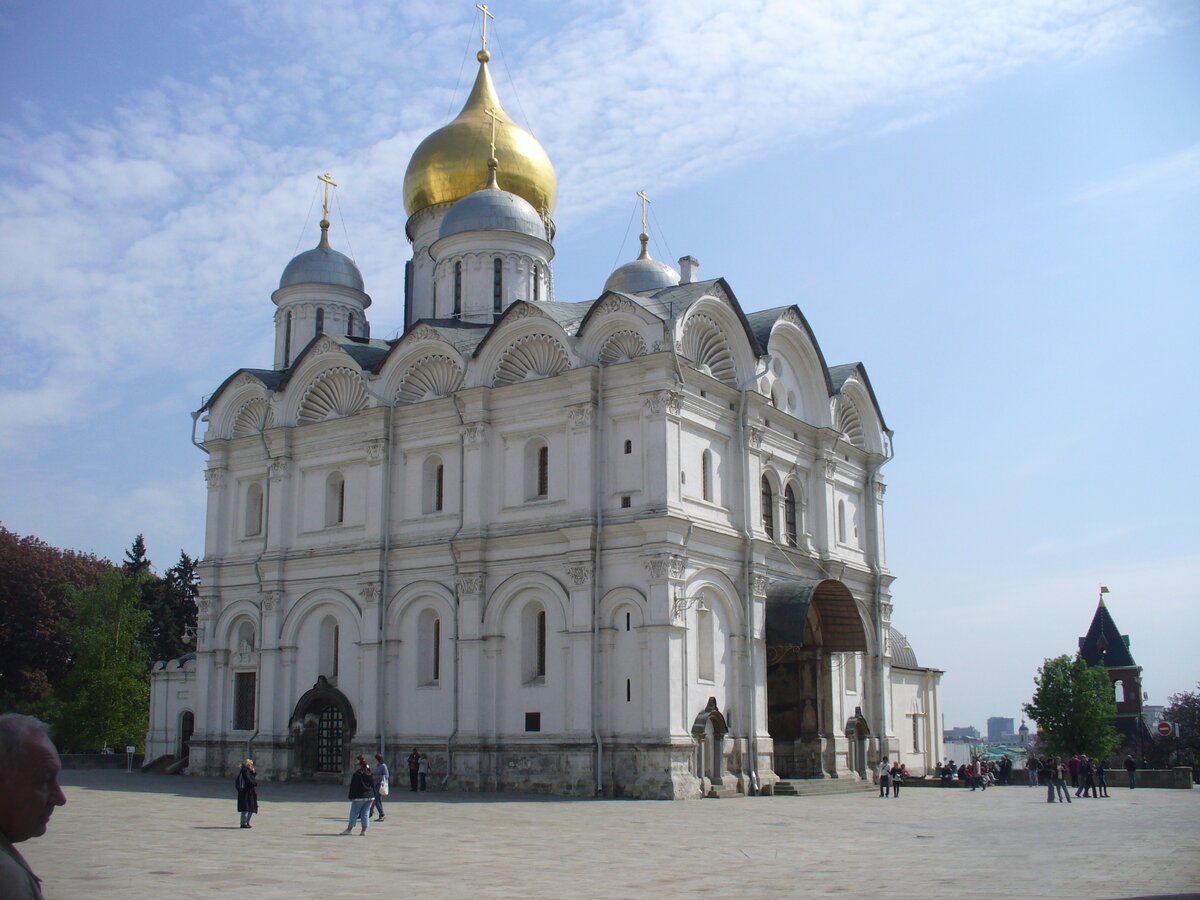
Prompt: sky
<box><xmin>1</xmin><ymin>0</ymin><xmax>1197</xmax><ymax>733</ymax></box>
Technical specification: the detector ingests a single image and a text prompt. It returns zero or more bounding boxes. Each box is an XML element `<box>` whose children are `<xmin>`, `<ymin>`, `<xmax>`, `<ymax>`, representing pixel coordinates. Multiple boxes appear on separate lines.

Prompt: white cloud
<box><xmin>1074</xmin><ymin>143</ymin><xmax>1200</xmax><ymax>202</ymax></box>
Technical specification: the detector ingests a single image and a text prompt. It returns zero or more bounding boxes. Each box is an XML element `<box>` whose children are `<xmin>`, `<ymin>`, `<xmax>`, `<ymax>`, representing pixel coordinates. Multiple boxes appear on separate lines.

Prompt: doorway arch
<box><xmin>290</xmin><ymin>675</ymin><xmax>357</xmax><ymax>778</ymax></box>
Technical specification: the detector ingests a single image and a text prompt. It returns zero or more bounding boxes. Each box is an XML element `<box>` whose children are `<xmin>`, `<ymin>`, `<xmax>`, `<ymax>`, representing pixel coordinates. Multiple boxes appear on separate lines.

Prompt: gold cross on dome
<box><xmin>318</xmin><ymin>172</ymin><xmax>337</xmax><ymax>220</ymax></box>
<box><xmin>476</xmin><ymin>4</ymin><xmax>494</xmax><ymax>51</ymax></box>
<box><xmin>637</xmin><ymin>190</ymin><xmax>651</xmax><ymax>234</ymax></box>
<box><xmin>484</xmin><ymin>106</ymin><xmax>500</xmax><ymax>158</ymax></box>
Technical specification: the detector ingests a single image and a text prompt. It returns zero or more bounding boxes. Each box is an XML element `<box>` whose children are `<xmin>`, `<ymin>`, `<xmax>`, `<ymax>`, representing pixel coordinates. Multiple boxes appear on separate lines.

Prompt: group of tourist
<box><xmin>232</xmin><ymin>748</ymin><xmax>433</xmax><ymax>835</ymax></box>
<box><xmin>874</xmin><ymin>757</ymin><xmax>911</xmax><ymax>796</ymax></box>
<box><xmin>1024</xmin><ymin>753</ymin><xmax>1138</xmax><ymax>803</ymax></box>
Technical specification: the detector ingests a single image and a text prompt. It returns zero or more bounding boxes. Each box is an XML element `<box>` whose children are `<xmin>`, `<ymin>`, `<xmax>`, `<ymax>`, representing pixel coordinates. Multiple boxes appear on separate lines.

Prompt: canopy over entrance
<box><xmin>765</xmin><ymin>578</ymin><xmax>868</xmax><ymax>652</ymax></box>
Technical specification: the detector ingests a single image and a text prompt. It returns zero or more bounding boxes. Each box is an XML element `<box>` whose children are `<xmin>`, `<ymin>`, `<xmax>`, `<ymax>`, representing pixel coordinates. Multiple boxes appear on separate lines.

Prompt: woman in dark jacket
<box><xmin>236</xmin><ymin>759</ymin><xmax>258</xmax><ymax>828</ymax></box>
<box><xmin>342</xmin><ymin>756</ymin><xmax>375</xmax><ymax>835</ymax></box>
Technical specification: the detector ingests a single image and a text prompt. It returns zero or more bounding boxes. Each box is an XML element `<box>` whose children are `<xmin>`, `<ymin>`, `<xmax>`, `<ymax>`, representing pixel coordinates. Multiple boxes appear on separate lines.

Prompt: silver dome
<box><xmin>603</xmin><ymin>256</ymin><xmax>680</xmax><ymax>294</ymax></box>
<box><xmin>440</xmin><ymin>186</ymin><xmax>547</xmax><ymax>240</ymax></box>
<box><xmin>888</xmin><ymin>626</ymin><xmax>919</xmax><ymax>668</ymax></box>
<box><xmin>279</xmin><ymin>245</ymin><xmax>365</xmax><ymax>292</ymax></box>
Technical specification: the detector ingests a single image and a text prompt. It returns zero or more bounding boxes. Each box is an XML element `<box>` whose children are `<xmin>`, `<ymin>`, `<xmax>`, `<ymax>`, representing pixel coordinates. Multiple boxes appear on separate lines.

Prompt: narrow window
<box><xmin>761</xmin><ymin>477</ymin><xmax>775</xmax><ymax>539</ymax></box>
<box><xmin>702</xmin><ymin>450</ymin><xmax>713</xmax><ymax>502</ymax></box>
<box><xmin>283</xmin><ymin>312</ymin><xmax>292</xmax><ymax>366</ymax></box>
<box><xmin>620</xmin><ymin>495</ymin><xmax>631</xmax><ymax>508</ymax></box>
<box><xmin>913</xmin><ymin>716</ymin><xmax>921</xmax><ymax>752</ymax></box>
<box><xmin>536</xmin><ymin>609</ymin><xmax>546</xmax><ymax>678</ymax></box>
<box><xmin>623</xmin><ymin>440</ymin><xmax>632</xmax><ymax>455</ymax></box>
<box><xmin>234</xmin><ymin>672</ymin><xmax>256</xmax><ymax>731</ymax></box>
<box><xmin>525</xmin><ymin>712</ymin><xmax>541</xmax><ymax>732</ymax></box>
<box><xmin>784</xmin><ymin>485</ymin><xmax>797</xmax><ymax>547</ymax></box>
<box><xmin>533</xmin><ymin>264</ymin><xmax>540</xmax><ymax>302</ymax></box>
<box><xmin>537</xmin><ymin>445</ymin><xmax>549</xmax><ymax>498</ymax></box>
<box><xmin>454</xmin><ymin>261</ymin><xmax>462</xmax><ymax>316</ymax></box>
<box><xmin>326</xmin><ymin>472</ymin><xmax>345</xmax><ymax>526</ymax></box>
<box><xmin>346</xmin><ymin>314</ymin><xmax>353</xmax><ymax>338</ymax></box>
<box><xmin>315</xmin><ymin>307</ymin><xmax>324</xmax><ymax>337</ymax></box>
<box><xmin>432</xmin><ymin>617</ymin><xmax>441</xmax><ymax>682</ymax></box>
<box><xmin>435</xmin><ymin>464</ymin><xmax>444</xmax><ymax>512</ymax></box>
<box><xmin>837</xmin><ymin>500</ymin><xmax>847</xmax><ymax>543</ymax></box>
<box><xmin>625</xmin><ymin>611</ymin><xmax>631</xmax><ymax>632</ymax></box>
<box><xmin>493</xmin><ymin>257</ymin><xmax>503</xmax><ymax>313</ymax></box>
<box><xmin>626</xmin><ymin>678</ymin><xmax>631</xmax><ymax>702</ymax></box>
<box><xmin>245</xmin><ymin>482</ymin><xmax>263</xmax><ymax>537</ymax></box>
<box><xmin>845</xmin><ymin>653</ymin><xmax>857</xmax><ymax>692</ymax></box>
<box><xmin>697</xmin><ymin>602</ymin><xmax>714</xmax><ymax>682</ymax></box>
<box><xmin>319</xmin><ymin>616</ymin><xmax>339</xmax><ymax>679</ymax></box>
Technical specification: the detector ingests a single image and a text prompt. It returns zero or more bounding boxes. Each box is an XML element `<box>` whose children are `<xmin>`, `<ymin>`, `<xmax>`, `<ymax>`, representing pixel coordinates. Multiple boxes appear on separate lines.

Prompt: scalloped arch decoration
<box><xmin>599</xmin><ymin>329</ymin><xmax>647</xmax><ymax>365</ymax></box>
<box><xmin>231</xmin><ymin>397</ymin><xmax>272</xmax><ymax>437</ymax></box>
<box><xmin>492</xmin><ymin>333</ymin><xmax>570</xmax><ymax>386</ymax></box>
<box><xmin>396</xmin><ymin>354</ymin><xmax>464</xmax><ymax>404</ymax></box>
<box><xmin>835</xmin><ymin>398</ymin><xmax>865</xmax><ymax>448</ymax></box>
<box><xmin>681</xmin><ymin>314</ymin><xmax>736</xmax><ymax>385</ymax></box>
<box><xmin>298</xmin><ymin>367</ymin><xmax>369</xmax><ymax>424</ymax></box>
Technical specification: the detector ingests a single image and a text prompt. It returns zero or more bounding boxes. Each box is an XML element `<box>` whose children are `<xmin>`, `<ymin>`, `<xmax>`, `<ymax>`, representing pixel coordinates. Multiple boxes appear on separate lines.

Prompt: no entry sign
<box><xmin>1157</xmin><ymin>721</ymin><xmax>1173</xmax><ymax>737</ymax></box>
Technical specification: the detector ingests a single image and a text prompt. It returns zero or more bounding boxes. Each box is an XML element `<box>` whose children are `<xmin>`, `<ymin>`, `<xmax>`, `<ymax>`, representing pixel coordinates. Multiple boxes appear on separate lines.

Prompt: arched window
<box><xmin>493</xmin><ymin>257</ymin><xmax>503</xmax><ymax>312</ymax></box>
<box><xmin>525</xmin><ymin>440</ymin><xmax>549</xmax><ymax>500</ymax></box>
<box><xmin>523</xmin><ymin>602</ymin><xmax>547</xmax><ymax>682</ymax></box>
<box><xmin>533</xmin><ymin>264</ymin><xmax>540</xmax><ymax>302</ymax></box>
<box><xmin>837</xmin><ymin>499</ymin><xmax>847</xmax><ymax>543</ymax></box>
<box><xmin>419</xmin><ymin>608</ymin><xmax>441</xmax><ymax>685</ymax></box>
<box><xmin>1114</xmin><ymin>679</ymin><xmax>1125</xmax><ymax>703</ymax></box>
<box><xmin>453</xmin><ymin>261</ymin><xmax>462</xmax><ymax>317</ymax></box>
<box><xmin>702</xmin><ymin>450</ymin><xmax>713</xmax><ymax>502</ymax></box>
<box><xmin>761</xmin><ymin>477</ymin><xmax>775</xmax><ymax>539</ymax></box>
<box><xmin>423</xmin><ymin>456</ymin><xmax>445</xmax><ymax>514</ymax></box>
<box><xmin>623</xmin><ymin>440</ymin><xmax>632</xmax><ymax>455</ymax></box>
<box><xmin>696</xmin><ymin>600</ymin><xmax>714</xmax><ymax>682</ymax></box>
<box><xmin>346</xmin><ymin>314</ymin><xmax>354</xmax><ymax>338</ymax></box>
<box><xmin>315</xmin><ymin>307</ymin><xmax>325</xmax><ymax>337</ymax></box>
<box><xmin>325</xmin><ymin>471</ymin><xmax>345</xmax><ymax>526</ymax></box>
<box><xmin>318</xmin><ymin>615</ymin><xmax>339</xmax><ymax>680</ymax></box>
<box><xmin>784</xmin><ymin>485</ymin><xmax>797</xmax><ymax>547</ymax></box>
<box><xmin>245</xmin><ymin>482</ymin><xmax>264</xmax><ymax>537</ymax></box>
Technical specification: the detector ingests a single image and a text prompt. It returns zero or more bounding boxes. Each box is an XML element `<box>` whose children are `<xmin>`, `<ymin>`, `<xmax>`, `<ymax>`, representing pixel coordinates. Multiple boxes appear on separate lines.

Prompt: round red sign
<box><xmin>1157</xmin><ymin>721</ymin><xmax>1173</xmax><ymax>737</ymax></box>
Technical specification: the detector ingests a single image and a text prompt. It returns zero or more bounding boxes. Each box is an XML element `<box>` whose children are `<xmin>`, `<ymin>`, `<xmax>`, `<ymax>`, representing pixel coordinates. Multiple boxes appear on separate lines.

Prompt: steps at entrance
<box><xmin>771</xmin><ymin>778</ymin><xmax>875</xmax><ymax>797</ymax></box>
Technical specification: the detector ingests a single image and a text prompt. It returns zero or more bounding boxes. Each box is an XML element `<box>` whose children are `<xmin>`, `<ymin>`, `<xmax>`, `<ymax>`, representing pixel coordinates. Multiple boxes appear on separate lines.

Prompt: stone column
<box><xmin>455</xmin><ymin>571</ymin><xmax>486</xmax><ymax>737</ymax></box>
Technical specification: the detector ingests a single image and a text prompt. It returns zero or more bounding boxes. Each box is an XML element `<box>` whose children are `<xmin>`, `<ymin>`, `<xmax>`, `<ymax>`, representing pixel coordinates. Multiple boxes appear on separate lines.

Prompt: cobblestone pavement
<box><xmin>23</xmin><ymin>771</ymin><xmax>1200</xmax><ymax>899</ymax></box>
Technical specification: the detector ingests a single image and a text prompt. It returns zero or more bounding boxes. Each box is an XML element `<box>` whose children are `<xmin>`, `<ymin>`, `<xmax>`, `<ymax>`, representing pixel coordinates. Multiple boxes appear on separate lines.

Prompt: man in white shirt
<box><xmin>0</xmin><ymin>714</ymin><xmax>67</xmax><ymax>900</ymax></box>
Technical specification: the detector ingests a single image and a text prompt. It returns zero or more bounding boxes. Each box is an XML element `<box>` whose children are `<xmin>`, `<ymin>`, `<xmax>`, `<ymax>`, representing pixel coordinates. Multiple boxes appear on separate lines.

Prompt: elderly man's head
<box><xmin>0</xmin><ymin>714</ymin><xmax>67</xmax><ymax>843</ymax></box>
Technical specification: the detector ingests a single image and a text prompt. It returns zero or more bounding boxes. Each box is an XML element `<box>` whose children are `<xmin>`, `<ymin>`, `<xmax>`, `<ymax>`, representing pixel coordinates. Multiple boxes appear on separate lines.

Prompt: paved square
<box><xmin>24</xmin><ymin>772</ymin><xmax>1200</xmax><ymax>899</ymax></box>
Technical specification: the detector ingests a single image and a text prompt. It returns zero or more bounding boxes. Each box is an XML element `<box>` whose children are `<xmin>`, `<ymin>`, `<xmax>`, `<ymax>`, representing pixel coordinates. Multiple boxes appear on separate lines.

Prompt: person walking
<box><xmin>1124</xmin><ymin>755</ymin><xmax>1137</xmax><ymax>789</ymax></box>
<box><xmin>235</xmin><ymin>759</ymin><xmax>258</xmax><ymax>829</ymax></box>
<box><xmin>371</xmin><ymin>754</ymin><xmax>389</xmax><ymax>821</ymax></box>
<box><xmin>342</xmin><ymin>757</ymin><xmax>375</xmax><ymax>836</ymax></box>
<box><xmin>890</xmin><ymin>761</ymin><xmax>903</xmax><ymax>797</ymax></box>
<box><xmin>1095</xmin><ymin>758</ymin><xmax>1109</xmax><ymax>797</ymax></box>
<box><xmin>418</xmin><ymin>753</ymin><xmax>429</xmax><ymax>791</ymax></box>
<box><xmin>876</xmin><ymin>757</ymin><xmax>890</xmax><ymax>798</ymax></box>
<box><xmin>407</xmin><ymin>749</ymin><xmax>421</xmax><ymax>792</ymax></box>
<box><xmin>1075</xmin><ymin>756</ymin><xmax>1094</xmax><ymax>798</ymax></box>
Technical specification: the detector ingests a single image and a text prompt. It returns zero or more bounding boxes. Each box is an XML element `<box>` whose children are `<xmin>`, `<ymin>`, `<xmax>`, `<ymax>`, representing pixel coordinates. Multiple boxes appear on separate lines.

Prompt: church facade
<box><xmin>146</xmin><ymin>39</ymin><xmax>942</xmax><ymax>798</ymax></box>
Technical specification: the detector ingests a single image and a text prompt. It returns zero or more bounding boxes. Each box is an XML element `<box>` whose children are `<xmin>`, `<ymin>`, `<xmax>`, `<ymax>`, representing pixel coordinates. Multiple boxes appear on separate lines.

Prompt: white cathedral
<box><xmin>146</xmin><ymin>37</ymin><xmax>944</xmax><ymax>799</ymax></box>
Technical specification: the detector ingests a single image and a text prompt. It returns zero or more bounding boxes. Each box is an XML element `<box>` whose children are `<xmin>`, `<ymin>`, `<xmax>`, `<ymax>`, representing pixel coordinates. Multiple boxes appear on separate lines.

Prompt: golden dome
<box><xmin>403</xmin><ymin>52</ymin><xmax>557</xmax><ymax>218</ymax></box>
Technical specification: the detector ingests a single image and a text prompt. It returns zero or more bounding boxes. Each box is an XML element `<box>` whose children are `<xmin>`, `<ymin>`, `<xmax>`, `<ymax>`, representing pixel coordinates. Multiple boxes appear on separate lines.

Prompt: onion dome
<box><xmin>403</xmin><ymin>50</ymin><xmax>556</xmax><ymax>219</ymax></box>
<box><xmin>439</xmin><ymin>158</ymin><xmax>548</xmax><ymax>240</ymax></box>
<box><xmin>603</xmin><ymin>232</ymin><xmax>680</xmax><ymax>294</ymax></box>
<box><xmin>279</xmin><ymin>220</ymin><xmax>364</xmax><ymax>292</ymax></box>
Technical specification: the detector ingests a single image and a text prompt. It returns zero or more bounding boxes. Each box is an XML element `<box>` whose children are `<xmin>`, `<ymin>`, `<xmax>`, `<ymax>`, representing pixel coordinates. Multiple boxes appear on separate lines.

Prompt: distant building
<box><xmin>1018</xmin><ymin>720</ymin><xmax>1030</xmax><ymax>745</ymax></box>
<box><xmin>987</xmin><ymin>717</ymin><xmax>1015</xmax><ymax>742</ymax></box>
<box><xmin>1078</xmin><ymin>595</ymin><xmax>1153</xmax><ymax>747</ymax></box>
<box><xmin>944</xmin><ymin>725</ymin><xmax>979</xmax><ymax>742</ymax></box>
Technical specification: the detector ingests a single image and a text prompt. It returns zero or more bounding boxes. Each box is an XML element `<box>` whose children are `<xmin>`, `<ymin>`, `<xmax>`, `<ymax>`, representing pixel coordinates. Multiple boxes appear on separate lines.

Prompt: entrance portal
<box><xmin>290</xmin><ymin>675</ymin><xmax>356</xmax><ymax>778</ymax></box>
<box><xmin>765</xmin><ymin>579</ymin><xmax>868</xmax><ymax>779</ymax></box>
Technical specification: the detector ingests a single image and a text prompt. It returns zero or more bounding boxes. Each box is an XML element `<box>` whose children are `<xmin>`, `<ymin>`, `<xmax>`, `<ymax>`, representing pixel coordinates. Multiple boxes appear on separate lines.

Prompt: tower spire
<box><xmin>636</xmin><ymin>190</ymin><xmax>652</xmax><ymax>260</ymax></box>
<box><xmin>317</xmin><ymin>172</ymin><xmax>337</xmax><ymax>248</ymax></box>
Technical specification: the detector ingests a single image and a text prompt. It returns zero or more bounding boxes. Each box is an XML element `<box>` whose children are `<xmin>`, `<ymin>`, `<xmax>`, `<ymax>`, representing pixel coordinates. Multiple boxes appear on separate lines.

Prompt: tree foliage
<box><xmin>1161</xmin><ymin>683</ymin><xmax>1200</xmax><ymax>766</ymax></box>
<box><xmin>139</xmin><ymin>550</ymin><xmax>199</xmax><ymax>663</ymax></box>
<box><xmin>0</xmin><ymin>524</ymin><xmax>112</xmax><ymax>705</ymax></box>
<box><xmin>55</xmin><ymin>569</ymin><xmax>151</xmax><ymax>752</ymax></box>
<box><xmin>1024</xmin><ymin>654</ymin><xmax>1121</xmax><ymax>758</ymax></box>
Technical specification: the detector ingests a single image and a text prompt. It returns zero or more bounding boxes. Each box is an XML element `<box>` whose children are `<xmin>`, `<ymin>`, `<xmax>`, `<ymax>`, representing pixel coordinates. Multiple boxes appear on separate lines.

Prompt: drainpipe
<box><xmin>866</xmin><ymin>439</ymin><xmax>893</xmax><ymax>759</ymax></box>
<box><xmin>442</xmin><ymin>394</ymin><xmax>469</xmax><ymax>786</ymax></box>
<box><xmin>591</xmin><ymin>362</ymin><xmax>606</xmax><ymax>795</ymax></box>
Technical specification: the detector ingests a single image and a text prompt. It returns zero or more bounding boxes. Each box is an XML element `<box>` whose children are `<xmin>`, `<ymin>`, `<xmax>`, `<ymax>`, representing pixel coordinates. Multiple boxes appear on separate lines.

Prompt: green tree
<box><xmin>1161</xmin><ymin>683</ymin><xmax>1200</xmax><ymax>767</ymax></box>
<box><xmin>139</xmin><ymin>550</ymin><xmax>199</xmax><ymax>663</ymax></box>
<box><xmin>54</xmin><ymin>569</ymin><xmax>151</xmax><ymax>752</ymax></box>
<box><xmin>1023</xmin><ymin>654</ymin><xmax>1121</xmax><ymax>758</ymax></box>
<box><xmin>0</xmin><ymin>524</ymin><xmax>112</xmax><ymax>705</ymax></box>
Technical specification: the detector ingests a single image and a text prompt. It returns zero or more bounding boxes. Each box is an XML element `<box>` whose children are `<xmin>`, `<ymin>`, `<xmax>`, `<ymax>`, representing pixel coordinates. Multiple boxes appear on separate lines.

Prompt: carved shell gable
<box><xmin>681</xmin><ymin>314</ymin><xmax>736</xmax><ymax>385</ymax></box>
<box><xmin>297</xmin><ymin>366</ymin><xmax>370</xmax><ymax>424</ymax></box>
<box><xmin>834</xmin><ymin>397</ymin><xmax>865</xmax><ymax>448</ymax></box>
<box><xmin>599</xmin><ymin>329</ymin><xmax>647</xmax><ymax>365</ymax></box>
<box><xmin>493</xmin><ymin>333</ymin><xmax>571</xmax><ymax>386</ymax></box>
<box><xmin>407</xmin><ymin>323</ymin><xmax>445</xmax><ymax>344</ymax></box>
<box><xmin>231</xmin><ymin>397</ymin><xmax>273</xmax><ymax>438</ymax></box>
<box><xmin>395</xmin><ymin>354</ymin><xmax>464</xmax><ymax>404</ymax></box>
